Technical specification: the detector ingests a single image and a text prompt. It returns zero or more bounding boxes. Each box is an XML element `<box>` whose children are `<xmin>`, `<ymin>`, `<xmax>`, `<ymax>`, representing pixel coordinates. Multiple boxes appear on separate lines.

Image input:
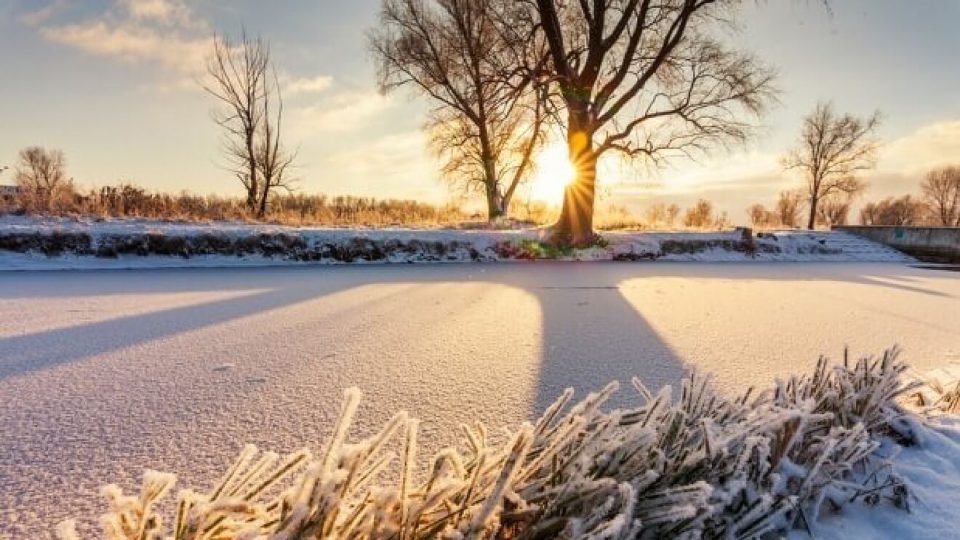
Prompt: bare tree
<box><xmin>921</xmin><ymin>165</ymin><xmax>960</xmax><ymax>226</ymax></box>
<box><xmin>683</xmin><ymin>198</ymin><xmax>714</xmax><ymax>228</ymax></box>
<box><xmin>13</xmin><ymin>146</ymin><xmax>69</xmax><ymax>210</ymax></box>
<box><xmin>859</xmin><ymin>195</ymin><xmax>927</xmax><ymax>226</ymax></box>
<box><xmin>774</xmin><ymin>190</ymin><xmax>803</xmax><ymax>228</ymax></box>
<box><xmin>371</xmin><ymin>0</ymin><xmax>547</xmax><ymax>221</ymax></box>
<box><xmin>203</xmin><ymin>31</ymin><xmax>295</xmax><ymax>218</ymax></box>
<box><xmin>526</xmin><ymin>0</ymin><xmax>775</xmax><ymax>244</ymax></box>
<box><xmin>255</xmin><ymin>69</ymin><xmax>297</xmax><ymax>218</ymax></box>
<box><xmin>783</xmin><ymin>102</ymin><xmax>880</xmax><ymax>230</ymax></box>
<box><xmin>747</xmin><ymin>203</ymin><xmax>777</xmax><ymax>228</ymax></box>
<box><xmin>815</xmin><ymin>194</ymin><xmax>852</xmax><ymax>227</ymax></box>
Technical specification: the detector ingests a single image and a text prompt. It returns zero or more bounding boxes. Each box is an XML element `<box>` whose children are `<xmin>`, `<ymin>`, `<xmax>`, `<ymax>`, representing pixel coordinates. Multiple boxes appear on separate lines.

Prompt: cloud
<box><xmin>322</xmin><ymin>130</ymin><xmax>442</xmax><ymax>200</ymax></box>
<box><xmin>878</xmin><ymin>120</ymin><xmax>960</xmax><ymax>176</ymax></box>
<box><xmin>289</xmin><ymin>90</ymin><xmax>393</xmax><ymax>136</ymax></box>
<box><xmin>284</xmin><ymin>75</ymin><xmax>334</xmax><ymax>96</ymax></box>
<box><xmin>28</xmin><ymin>0</ymin><xmax>209</xmax><ymax>79</ymax></box>
<box><xmin>17</xmin><ymin>1</ymin><xmax>65</xmax><ymax>26</ymax></box>
<box><xmin>120</xmin><ymin>0</ymin><xmax>191</xmax><ymax>24</ymax></box>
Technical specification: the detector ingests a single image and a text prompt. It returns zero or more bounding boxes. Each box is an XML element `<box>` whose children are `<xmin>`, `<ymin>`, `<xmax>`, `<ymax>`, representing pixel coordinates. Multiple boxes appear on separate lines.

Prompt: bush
<box><xmin>57</xmin><ymin>348</ymin><xmax>921</xmax><ymax>539</ymax></box>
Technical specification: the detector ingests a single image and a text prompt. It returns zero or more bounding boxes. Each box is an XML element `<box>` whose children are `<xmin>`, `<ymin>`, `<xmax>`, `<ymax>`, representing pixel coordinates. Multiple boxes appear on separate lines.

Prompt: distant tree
<box><xmin>526</xmin><ymin>0</ymin><xmax>776</xmax><ymax>244</ymax></box>
<box><xmin>203</xmin><ymin>31</ymin><xmax>295</xmax><ymax>218</ymax></box>
<box><xmin>816</xmin><ymin>194</ymin><xmax>853</xmax><ymax>227</ymax></box>
<box><xmin>683</xmin><ymin>199</ymin><xmax>714</xmax><ymax>228</ymax></box>
<box><xmin>859</xmin><ymin>195</ymin><xmax>927</xmax><ymax>226</ymax></box>
<box><xmin>921</xmin><ymin>165</ymin><xmax>960</xmax><ymax>226</ymax></box>
<box><xmin>645</xmin><ymin>203</ymin><xmax>667</xmax><ymax>226</ymax></box>
<box><xmin>747</xmin><ymin>203</ymin><xmax>777</xmax><ymax>228</ymax></box>
<box><xmin>666</xmin><ymin>204</ymin><xmax>681</xmax><ymax>227</ymax></box>
<box><xmin>370</xmin><ymin>0</ymin><xmax>547</xmax><ymax>221</ymax></box>
<box><xmin>775</xmin><ymin>190</ymin><xmax>804</xmax><ymax>228</ymax></box>
<box><xmin>783</xmin><ymin>102</ymin><xmax>880</xmax><ymax>230</ymax></box>
<box><xmin>14</xmin><ymin>146</ymin><xmax>70</xmax><ymax>210</ymax></box>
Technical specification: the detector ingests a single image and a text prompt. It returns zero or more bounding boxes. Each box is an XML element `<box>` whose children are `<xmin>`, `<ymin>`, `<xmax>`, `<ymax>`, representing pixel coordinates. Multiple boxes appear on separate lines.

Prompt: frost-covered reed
<box><xmin>58</xmin><ymin>347</ymin><xmax>923</xmax><ymax>539</ymax></box>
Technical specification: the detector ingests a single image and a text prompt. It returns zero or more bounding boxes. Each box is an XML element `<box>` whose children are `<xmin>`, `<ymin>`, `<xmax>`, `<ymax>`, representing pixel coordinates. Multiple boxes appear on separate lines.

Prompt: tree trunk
<box><xmin>551</xmin><ymin>129</ymin><xmax>596</xmax><ymax>245</ymax></box>
<box><xmin>480</xmin><ymin>149</ymin><xmax>504</xmax><ymax>221</ymax></box>
<box><xmin>258</xmin><ymin>184</ymin><xmax>270</xmax><ymax>218</ymax></box>
<box><xmin>486</xmin><ymin>185</ymin><xmax>504</xmax><ymax>221</ymax></box>
<box><xmin>806</xmin><ymin>196</ymin><xmax>818</xmax><ymax>230</ymax></box>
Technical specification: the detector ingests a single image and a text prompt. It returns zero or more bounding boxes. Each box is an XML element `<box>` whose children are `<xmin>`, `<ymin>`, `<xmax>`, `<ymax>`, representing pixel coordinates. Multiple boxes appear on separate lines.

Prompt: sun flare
<box><xmin>529</xmin><ymin>142</ymin><xmax>576</xmax><ymax>205</ymax></box>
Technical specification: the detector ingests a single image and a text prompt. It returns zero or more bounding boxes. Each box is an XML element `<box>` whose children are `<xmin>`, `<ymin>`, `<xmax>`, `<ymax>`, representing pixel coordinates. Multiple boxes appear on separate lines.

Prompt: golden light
<box><xmin>529</xmin><ymin>141</ymin><xmax>576</xmax><ymax>205</ymax></box>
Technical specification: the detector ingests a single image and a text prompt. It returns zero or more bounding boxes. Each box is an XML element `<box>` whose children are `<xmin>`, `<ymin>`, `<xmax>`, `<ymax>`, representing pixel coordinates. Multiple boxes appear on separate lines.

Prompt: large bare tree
<box><xmin>371</xmin><ymin>0</ymin><xmax>547</xmax><ymax>221</ymax></box>
<box><xmin>782</xmin><ymin>101</ymin><xmax>880</xmax><ymax>230</ymax></box>
<box><xmin>526</xmin><ymin>0</ymin><xmax>775</xmax><ymax>244</ymax></box>
<box><xmin>203</xmin><ymin>32</ymin><xmax>295</xmax><ymax>218</ymax></box>
<box><xmin>921</xmin><ymin>165</ymin><xmax>960</xmax><ymax>226</ymax></box>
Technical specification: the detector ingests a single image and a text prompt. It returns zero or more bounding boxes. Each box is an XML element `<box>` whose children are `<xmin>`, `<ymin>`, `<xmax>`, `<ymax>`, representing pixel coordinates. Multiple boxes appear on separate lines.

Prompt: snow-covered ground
<box><xmin>0</xmin><ymin>215</ymin><xmax>914</xmax><ymax>269</ymax></box>
<box><xmin>0</xmin><ymin>262</ymin><xmax>957</xmax><ymax>537</ymax></box>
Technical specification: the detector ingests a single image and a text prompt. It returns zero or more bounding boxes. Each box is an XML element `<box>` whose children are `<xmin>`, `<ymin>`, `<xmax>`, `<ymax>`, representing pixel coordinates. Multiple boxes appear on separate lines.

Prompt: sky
<box><xmin>1</xmin><ymin>0</ymin><xmax>960</xmax><ymax>219</ymax></box>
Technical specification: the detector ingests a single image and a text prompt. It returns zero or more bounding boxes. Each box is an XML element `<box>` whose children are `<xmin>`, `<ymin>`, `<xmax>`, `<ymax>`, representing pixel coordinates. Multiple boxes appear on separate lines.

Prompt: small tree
<box><xmin>921</xmin><ymin>165</ymin><xmax>960</xmax><ymax>226</ymax></box>
<box><xmin>859</xmin><ymin>195</ymin><xmax>927</xmax><ymax>226</ymax></box>
<box><xmin>747</xmin><ymin>203</ymin><xmax>777</xmax><ymax>228</ymax></box>
<box><xmin>816</xmin><ymin>195</ymin><xmax>852</xmax><ymax>227</ymax></box>
<box><xmin>683</xmin><ymin>199</ymin><xmax>714</xmax><ymax>228</ymax></box>
<box><xmin>783</xmin><ymin>102</ymin><xmax>879</xmax><ymax>230</ymax></box>
<box><xmin>204</xmin><ymin>31</ymin><xmax>295</xmax><ymax>218</ymax></box>
<box><xmin>775</xmin><ymin>190</ymin><xmax>803</xmax><ymax>228</ymax></box>
<box><xmin>14</xmin><ymin>146</ymin><xmax>70</xmax><ymax>211</ymax></box>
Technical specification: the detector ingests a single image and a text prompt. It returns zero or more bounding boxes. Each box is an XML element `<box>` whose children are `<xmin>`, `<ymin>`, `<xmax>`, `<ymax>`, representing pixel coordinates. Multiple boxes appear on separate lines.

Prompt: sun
<box><xmin>529</xmin><ymin>142</ymin><xmax>576</xmax><ymax>205</ymax></box>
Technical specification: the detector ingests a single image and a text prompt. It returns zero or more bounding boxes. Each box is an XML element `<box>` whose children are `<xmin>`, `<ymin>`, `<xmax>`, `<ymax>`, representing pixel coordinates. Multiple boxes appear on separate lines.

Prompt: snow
<box><xmin>1</xmin><ymin>262</ymin><xmax>957</xmax><ymax>537</ymax></box>
<box><xmin>0</xmin><ymin>215</ymin><xmax>914</xmax><ymax>270</ymax></box>
<box><xmin>790</xmin><ymin>419</ymin><xmax>960</xmax><ymax>540</ymax></box>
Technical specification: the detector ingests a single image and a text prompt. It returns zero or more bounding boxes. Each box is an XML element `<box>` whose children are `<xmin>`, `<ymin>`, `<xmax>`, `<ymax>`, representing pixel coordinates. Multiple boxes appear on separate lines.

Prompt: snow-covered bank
<box><xmin>0</xmin><ymin>215</ymin><xmax>913</xmax><ymax>269</ymax></box>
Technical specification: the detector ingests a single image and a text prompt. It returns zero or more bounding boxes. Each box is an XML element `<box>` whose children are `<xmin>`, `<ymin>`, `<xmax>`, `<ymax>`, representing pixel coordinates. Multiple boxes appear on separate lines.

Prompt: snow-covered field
<box><xmin>0</xmin><ymin>262</ymin><xmax>958</xmax><ymax>537</ymax></box>
<box><xmin>0</xmin><ymin>215</ymin><xmax>914</xmax><ymax>268</ymax></box>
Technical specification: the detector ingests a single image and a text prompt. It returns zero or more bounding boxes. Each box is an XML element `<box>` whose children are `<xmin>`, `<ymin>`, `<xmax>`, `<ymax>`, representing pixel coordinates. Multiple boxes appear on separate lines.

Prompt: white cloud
<box><xmin>284</xmin><ymin>75</ymin><xmax>334</xmax><ymax>96</ymax></box>
<box><xmin>878</xmin><ymin>120</ymin><xmax>960</xmax><ymax>176</ymax></box>
<box><xmin>120</xmin><ymin>0</ymin><xmax>191</xmax><ymax>24</ymax></box>
<box><xmin>289</xmin><ymin>90</ymin><xmax>393</xmax><ymax>136</ymax></box>
<box><xmin>29</xmin><ymin>0</ymin><xmax>209</xmax><ymax>79</ymax></box>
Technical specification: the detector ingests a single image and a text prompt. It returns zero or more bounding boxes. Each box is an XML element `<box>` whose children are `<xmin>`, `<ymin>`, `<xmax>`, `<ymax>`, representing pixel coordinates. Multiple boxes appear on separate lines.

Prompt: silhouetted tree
<box><xmin>13</xmin><ymin>146</ymin><xmax>69</xmax><ymax>210</ymax></box>
<box><xmin>371</xmin><ymin>0</ymin><xmax>547</xmax><ymax>220</ymax></box>
<box><xmin>921</xmin><ymin>165</ymin><xmax>960</xmax><ymax>226</ymax></box>
<box><xmin>783</xmin><ymin>102</ymin><xmax>879</xmax><ymax>230</ymax></box>
<box><xmin>203</xmin><ymin>31</ymin><xmax>295</xmax><ymax>218</ymax></box>
<box><xmin>527</xmin><ymin>0</ymin><xmax>775</xmax><ymax>244</ymax></box>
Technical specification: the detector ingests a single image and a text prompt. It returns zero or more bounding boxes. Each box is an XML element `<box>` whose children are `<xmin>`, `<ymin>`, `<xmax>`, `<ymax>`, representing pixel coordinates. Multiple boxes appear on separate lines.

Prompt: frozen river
<box><xmin>1</xmin><ymin>262</ymin><xmax>958</xmax><ymax>536</ymax></box>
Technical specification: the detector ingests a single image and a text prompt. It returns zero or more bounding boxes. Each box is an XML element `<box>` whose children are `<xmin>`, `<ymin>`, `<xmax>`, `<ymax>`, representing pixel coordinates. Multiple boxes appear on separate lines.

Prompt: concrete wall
<box><xmin>835</xmin><ymin>226</ymin><xmax>960</xmax><ymax>262</ymax></box>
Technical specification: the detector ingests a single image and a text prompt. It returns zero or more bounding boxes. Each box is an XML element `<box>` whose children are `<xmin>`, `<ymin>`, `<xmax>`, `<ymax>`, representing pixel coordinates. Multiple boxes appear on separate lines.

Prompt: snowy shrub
<box><xmin>58</xmin><ymin>348</ymin><xmax>922</xmax><ymax>539</ymax></box>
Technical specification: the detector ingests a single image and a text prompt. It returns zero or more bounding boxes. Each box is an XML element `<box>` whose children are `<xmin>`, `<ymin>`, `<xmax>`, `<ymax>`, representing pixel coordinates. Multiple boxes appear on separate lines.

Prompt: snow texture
<box><xmin>0</xmin><ymin>215</ymin><xmax>914</xmax><ymax>270</ymax></box>
<box><xmin>1</xmin><ymin>262</ymin><xmax>958</xmax><ymax>537</ymax></box>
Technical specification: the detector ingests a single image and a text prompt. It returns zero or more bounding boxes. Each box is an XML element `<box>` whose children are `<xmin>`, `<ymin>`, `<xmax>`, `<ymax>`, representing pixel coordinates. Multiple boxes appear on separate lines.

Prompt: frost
<box><xmin>57</xmin><ymin>347</ymin><xmax>938</xmax><ymax>539</ymax></box>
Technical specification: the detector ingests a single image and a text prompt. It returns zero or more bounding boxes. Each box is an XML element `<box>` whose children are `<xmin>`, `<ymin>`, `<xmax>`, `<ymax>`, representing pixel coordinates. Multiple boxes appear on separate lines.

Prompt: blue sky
<box><xmin>2</xmin><ymin>0</ymin><xmax>959</xmax><ymax>217</ymax></box>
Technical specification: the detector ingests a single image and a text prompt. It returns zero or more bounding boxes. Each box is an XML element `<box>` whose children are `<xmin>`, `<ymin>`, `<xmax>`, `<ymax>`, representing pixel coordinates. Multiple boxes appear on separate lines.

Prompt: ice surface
<box><xmin>0</xmin><ymin>262</ymin><xmax>957</xmax><ymax>537</ymax></box>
